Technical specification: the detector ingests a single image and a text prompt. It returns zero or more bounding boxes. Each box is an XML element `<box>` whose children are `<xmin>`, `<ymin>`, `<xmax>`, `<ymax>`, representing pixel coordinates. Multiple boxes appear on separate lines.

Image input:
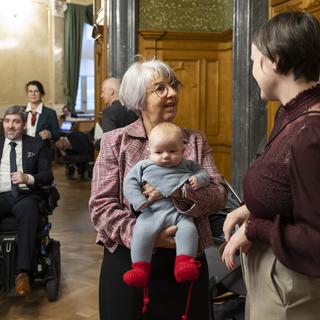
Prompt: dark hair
<box><xmin>25</xmin><ymin>80</ymin><xmax>46</xmax><ymax>96</ymax></box>
<box><xmin>253</xmin><ymin>11</ymin><xmax>320</xmax><ymax>81</ymax></box>
<box><xmin>62</xmin><ymin>105</ymin><xmax>71</xmax><ymax>112</ymax></box>
<box><xmin>4</xmin><ymin>105</ymin><xmax>28</xmax><ymax>123</ymax></box>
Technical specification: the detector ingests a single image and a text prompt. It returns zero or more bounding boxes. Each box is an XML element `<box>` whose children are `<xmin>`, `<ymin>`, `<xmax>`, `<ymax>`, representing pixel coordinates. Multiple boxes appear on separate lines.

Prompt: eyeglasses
<box><xmin>151</xmin><ymin>79</ymin><xmax>182</xmax><ymax>98</ymax></box>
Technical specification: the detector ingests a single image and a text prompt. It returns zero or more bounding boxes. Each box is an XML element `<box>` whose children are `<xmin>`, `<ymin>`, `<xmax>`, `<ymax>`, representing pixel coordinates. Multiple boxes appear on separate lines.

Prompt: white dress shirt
<box><xmin>0</xmin><ymin>138</ymin><xmax>34</xmax><ymax>193</ymax></box>
<box><xmin>26</xmin><ymin>103</ymin><xmax>43</xmax><ymax>137</ymax></box>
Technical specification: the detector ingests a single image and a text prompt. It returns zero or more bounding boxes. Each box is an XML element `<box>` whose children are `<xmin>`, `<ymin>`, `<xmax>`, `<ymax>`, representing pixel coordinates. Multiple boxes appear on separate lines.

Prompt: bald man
<box><xmin>100</xmin><ymin>78</ymin><xmax>138</xmax><ymax>132</ymax></box>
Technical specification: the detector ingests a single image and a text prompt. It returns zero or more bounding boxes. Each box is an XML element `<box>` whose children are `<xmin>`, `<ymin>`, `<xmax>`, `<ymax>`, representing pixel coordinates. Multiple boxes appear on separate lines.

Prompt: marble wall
<box><xmin>139</xmin><ymin>0</ymin><xmax>232</xmax><ymax>32</ymax></box>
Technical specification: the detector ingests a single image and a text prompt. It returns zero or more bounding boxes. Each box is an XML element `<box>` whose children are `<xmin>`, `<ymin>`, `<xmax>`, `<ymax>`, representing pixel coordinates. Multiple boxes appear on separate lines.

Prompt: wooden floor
<box><xmin>0</xmin><ymin>164</ymin><xmax>102</xmax><ymax>320</ymax></box>
<box><xmin>0</xmin><ymin>164</ymin><xmax>239</xmax><ymax>320</ymax></box>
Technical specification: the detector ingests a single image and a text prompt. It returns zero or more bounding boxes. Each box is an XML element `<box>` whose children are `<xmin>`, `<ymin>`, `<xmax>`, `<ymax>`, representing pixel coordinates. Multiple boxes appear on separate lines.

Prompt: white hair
<box><xmin>119</xmin><ymin>58</ymin><xmax>178</xmax><ymax>112</ymax></box>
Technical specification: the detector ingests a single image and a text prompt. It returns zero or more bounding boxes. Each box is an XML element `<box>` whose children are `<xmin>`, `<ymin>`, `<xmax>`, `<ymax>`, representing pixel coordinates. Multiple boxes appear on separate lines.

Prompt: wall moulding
<box><xmin>303</xmin><ymin>0</ymin><xmax>320</xmax><ymax>10</ymax></box>
<box><xmin>270</xmin><ymin>0</ymin><xmax>291</xmax><ymax>5</ymax></box>
<box><xmin>138</xmin><ymin>29</ymin><xmax>232</xmax><ymax>42</ymax></box>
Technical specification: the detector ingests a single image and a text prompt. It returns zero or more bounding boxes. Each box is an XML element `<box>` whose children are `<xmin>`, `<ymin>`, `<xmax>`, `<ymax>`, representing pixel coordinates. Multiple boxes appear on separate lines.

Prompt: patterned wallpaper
<box><xmin>139</xmin><ymin>0</ymin><xmax>232</xmax><ymax>32</ymax></box>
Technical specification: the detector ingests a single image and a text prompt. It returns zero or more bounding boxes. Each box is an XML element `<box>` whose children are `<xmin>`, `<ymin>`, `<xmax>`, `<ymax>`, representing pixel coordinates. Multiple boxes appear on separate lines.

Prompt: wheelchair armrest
<box><xmin>39</xmin><ymin>185</ymin><xmax>60</xmax><ymax>215</ymax></box>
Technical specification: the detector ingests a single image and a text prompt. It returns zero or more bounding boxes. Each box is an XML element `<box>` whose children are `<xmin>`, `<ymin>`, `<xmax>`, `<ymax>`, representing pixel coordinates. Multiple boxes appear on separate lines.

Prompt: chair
<box><xmin>0</xmin><ymin>186</ymin><xmax>61</xmax><ymax>301</ymax></box>
<box><xmin>61</xmin><ymin>131</ymin><xmax>94</xmax><ymax>180</ymax></box>
<box><xmin>206</xmin><ymin>181</ymin><xmax>246</xmax><ymax>320</ymax></box>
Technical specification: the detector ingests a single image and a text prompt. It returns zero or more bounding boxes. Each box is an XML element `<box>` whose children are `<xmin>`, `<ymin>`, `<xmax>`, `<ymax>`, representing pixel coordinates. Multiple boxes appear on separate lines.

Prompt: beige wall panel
<box><xmin>53</xmin><ymin>16</ymin><xmax>65</xmax><ymax>104</ymax></box>
<box><xmin>0</xmin><ymin>2</ymin><xmax>50</xmax><ymax>113</ymax></box>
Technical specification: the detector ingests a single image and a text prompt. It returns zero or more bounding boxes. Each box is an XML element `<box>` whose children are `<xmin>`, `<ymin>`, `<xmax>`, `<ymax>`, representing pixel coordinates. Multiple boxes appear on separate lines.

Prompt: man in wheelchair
<box><xmin>0</xmin><ymin>105</ymin><xmax>54</xmax><ymax>297</ymax></box>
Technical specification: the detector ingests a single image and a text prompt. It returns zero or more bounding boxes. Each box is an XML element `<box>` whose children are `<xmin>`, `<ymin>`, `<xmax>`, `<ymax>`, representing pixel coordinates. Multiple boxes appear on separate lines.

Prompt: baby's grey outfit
<box><xmin>123</xmin><ymin>158</ymin><xmax>210</xmax><ymax>263</ymax></box>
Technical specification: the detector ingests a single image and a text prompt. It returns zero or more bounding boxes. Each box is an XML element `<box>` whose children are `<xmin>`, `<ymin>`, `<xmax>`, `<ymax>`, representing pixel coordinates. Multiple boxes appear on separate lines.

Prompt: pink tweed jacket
<box><xmin>89</xmin><ymin>118</ymin><xmax>227</xmax><ymax>253</ymax></box>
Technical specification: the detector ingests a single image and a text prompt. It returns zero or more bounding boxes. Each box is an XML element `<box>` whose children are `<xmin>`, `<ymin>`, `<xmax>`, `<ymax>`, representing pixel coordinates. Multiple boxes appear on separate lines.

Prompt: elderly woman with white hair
<box><xmin>89</xmin><ymin>58</ymin><xmax>227</xmax><ymax>320</ymax></box>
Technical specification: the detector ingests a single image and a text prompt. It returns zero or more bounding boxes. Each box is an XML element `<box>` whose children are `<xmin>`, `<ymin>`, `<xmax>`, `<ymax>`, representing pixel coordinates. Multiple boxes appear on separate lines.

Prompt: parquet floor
<box><xmin>0</xmin><ymin>164</ymin><xmax>102</xmax><ymax>320</ymax></box>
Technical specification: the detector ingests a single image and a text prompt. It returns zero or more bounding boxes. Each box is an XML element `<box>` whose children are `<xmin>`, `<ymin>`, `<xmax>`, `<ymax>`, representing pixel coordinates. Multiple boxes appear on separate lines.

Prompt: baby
<box><xmin>123</xmin><ymin>122</ymin><xmax>210</xmax><ymax>297</ymax></box>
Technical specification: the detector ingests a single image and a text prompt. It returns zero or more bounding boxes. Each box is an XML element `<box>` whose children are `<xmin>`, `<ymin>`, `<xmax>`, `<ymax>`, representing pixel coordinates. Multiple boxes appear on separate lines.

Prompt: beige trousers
<box><xmin>241</xmin><ymin>242</ymin><xmax>320</xmax><ymax>320</ymax></box>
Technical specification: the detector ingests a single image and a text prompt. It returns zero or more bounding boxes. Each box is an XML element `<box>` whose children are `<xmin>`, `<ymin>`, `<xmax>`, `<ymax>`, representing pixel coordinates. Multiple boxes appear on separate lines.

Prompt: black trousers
<box><xmin>0</xmin><ymin>192</ymin><xmax>40</xmax><ymax>272</ymax></box>
<box><xmin>99</xmin><ymin>245</ymin><xmax>210</xmax><ymax>320</ymax></box>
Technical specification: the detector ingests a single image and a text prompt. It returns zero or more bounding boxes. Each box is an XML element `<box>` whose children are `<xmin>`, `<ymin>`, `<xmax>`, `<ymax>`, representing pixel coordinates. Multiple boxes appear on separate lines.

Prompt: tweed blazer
<box><xmin>89</xmin><ymin>118</ymin><xmax>227</xmax><ymax>253</ymax></box>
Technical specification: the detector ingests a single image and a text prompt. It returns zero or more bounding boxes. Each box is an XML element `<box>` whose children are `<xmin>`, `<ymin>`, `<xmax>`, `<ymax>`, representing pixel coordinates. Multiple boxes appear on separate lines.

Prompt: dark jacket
<box><xmin>0</xmin><ymin>134</ymin><xmax>54</xmax><ymax>190</ymax></box>
<box><xmin>25</xmin><ymin>105</ymin><xmax>60</xmax><ymax>142</ymax></box>
<box><xmin>101</xmin><ymin>100</ymin><xmax>138</xmax><ymax>132</ymax></box>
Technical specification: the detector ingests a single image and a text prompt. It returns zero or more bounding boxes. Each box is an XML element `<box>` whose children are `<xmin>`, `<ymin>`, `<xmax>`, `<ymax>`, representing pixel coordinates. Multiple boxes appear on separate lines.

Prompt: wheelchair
<box><xmin>206</xmin><ymin>181</ymin><xmax>246</xmax><ymax>320</ymax></box>
<box><xmin>0</xmin><ymin>186</ymin><xmax>61</xmax><ymax>302</ymax></box>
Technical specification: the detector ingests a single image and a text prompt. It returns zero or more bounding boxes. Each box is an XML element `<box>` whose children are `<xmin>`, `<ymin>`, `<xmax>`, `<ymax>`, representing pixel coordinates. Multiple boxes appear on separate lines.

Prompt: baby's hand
<box><xmin>188</xmin><ymin>176</ymin><xmax>200</xmax><ymax>190</ymax></box>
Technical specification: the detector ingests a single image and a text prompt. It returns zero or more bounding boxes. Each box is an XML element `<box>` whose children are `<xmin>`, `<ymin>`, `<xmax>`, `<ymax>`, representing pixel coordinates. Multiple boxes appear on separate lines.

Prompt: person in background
<box><xmin>55</xmin><ymin>131</ymin><xmax>94</xmax><ymax>181</ymax></box>
<box><xmin>100</xmin><ymin>78</ymin><xmax>138</xmax><ymax>132</ymax></box>
<box><xmin>95</xmin><ymin>78</ymin><xmax>139</xmax><ymax>150</ymax></box>
<box><xmin>0</xmin><ymin>105</ymin><xmax>53</xmax><ymax>297</ymax></box>
<box><xmin>222</xmin><ymin>11</ymin><xmax>320</xmax><ymax>320</ymax></box>
<box><xmin>60</xmin><ymin>105</ymin><xmax>72</xmax><ymax>121</ymax></box>
<box><xmin>25</xmin><ymin>80</ymin><xmax>60</xmax><ymax>143</ymax></box>
<box><xmin>89</xmin><ymin>58</ymin><xmax>227</xmax><ymax>320</ymax></box>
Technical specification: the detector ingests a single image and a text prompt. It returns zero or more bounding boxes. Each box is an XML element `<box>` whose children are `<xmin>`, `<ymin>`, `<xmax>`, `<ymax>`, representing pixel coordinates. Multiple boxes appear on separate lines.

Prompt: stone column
<box><xmin>108</xmin><ymin>0</ymin><xmax>138</xmax><ymax>78</ymax></box>
<box><xmin>232</xmin><ymin>0</ymin><xmax>268</xmax><ymax>196</ymax></box>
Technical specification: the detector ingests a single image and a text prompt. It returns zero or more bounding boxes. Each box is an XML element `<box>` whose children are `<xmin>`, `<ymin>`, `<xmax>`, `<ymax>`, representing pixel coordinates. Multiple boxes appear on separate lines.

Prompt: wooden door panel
<box><xmin>138</xmin><ymin>30</ymin><xmax>232</xmax><ymax>181</ymax></box>
<box><xmin>167</xmin><ymin>59</ymin><xmax>201</xmax><ymax>130</ymax></box>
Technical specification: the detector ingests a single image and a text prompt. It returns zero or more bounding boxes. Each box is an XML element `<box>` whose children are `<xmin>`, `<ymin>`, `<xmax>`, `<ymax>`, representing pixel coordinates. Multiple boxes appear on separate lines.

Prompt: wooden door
<box><xmin>139</xmin><ymin>30</ymin><xmax>233</xmax><ymax>180</ymax></box>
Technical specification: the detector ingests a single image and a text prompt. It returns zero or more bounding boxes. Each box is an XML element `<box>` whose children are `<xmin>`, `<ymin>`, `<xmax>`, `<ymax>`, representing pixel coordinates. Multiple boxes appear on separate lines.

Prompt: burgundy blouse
<box><xmin>244</xmin><ymin>84</ymin><xmax>320</xmax><ymax>277</ymax></box>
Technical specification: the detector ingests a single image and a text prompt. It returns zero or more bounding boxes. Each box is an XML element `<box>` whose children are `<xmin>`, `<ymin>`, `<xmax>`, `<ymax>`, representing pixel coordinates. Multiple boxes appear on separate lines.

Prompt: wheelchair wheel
<box><xmin>46</xmin><ymin>240</ymin><xmax>61</xmax><ymax>302</ymax></box>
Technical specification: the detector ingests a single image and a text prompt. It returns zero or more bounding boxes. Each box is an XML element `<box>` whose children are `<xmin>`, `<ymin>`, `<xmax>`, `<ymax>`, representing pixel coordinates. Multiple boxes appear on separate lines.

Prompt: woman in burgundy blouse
<box><xmin>222</xmin><ymin>11</ymin><xmax>320</xmax><ymax>319</ymax></box>
<box><xmin>89</xmin><ymin>58</ymin><xmax>227</xmax><ymax>320</ymax></box>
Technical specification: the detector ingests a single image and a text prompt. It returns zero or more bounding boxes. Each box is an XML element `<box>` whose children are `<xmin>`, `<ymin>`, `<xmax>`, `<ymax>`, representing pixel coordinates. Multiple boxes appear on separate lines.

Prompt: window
<box><xmin>75</xmin><ymin>23</ymin><xmax>94</xmax><ymax>113</ymax></box>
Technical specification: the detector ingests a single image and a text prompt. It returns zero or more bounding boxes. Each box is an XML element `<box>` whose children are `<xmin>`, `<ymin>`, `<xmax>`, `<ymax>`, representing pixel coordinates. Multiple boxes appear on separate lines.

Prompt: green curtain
<box><xmin>64</xmin><ymin>4</ymin><xmax>93</xmax><ymax>110</ymax></box>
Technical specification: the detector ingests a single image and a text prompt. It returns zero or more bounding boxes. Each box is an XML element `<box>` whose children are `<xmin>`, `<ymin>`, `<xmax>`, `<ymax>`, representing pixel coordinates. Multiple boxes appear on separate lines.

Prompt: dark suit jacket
<box><xmin>25</xmin><ymin>105</ymin><xmax>60</xmax><ymax>142</ymax></box>
<box><xmin>66</xmin><ymin>131</ymin><xmax>94</xmax><ymax>158</ymax></box>
<box><xmin>101</xmin><ymin>100</ymin><xmax>138</xmax><ymax>132</ymax></box>
<box><xmin>0</xmin><ymin>134</ymin><xmax>54</xmax><ymax>190</ymax></box>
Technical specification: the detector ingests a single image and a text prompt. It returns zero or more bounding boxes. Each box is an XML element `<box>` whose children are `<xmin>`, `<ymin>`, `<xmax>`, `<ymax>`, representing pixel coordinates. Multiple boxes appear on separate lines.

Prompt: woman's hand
<box><xmin>142</xmin><ymin>183</ymin><xmax>163</xmax><ymax>202</ymax></box>
<box><xmin>155</xmin><ymin>226</ymin><xmax>177</xmax><ymax>248</ymax></box>
<box><xmin>223</xmin><ymin>205</ymin><xmax>250</xmax><ymax>242</ymax></box>
<box><xmin>39</xmin><ymin>130</ymin><xmax>50</xmax><ymax>140</ymax></box>
<box><xmin>221</xmin><ymin>223</ymin><xmax>251</xmax><ymax>270</ymax></box>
